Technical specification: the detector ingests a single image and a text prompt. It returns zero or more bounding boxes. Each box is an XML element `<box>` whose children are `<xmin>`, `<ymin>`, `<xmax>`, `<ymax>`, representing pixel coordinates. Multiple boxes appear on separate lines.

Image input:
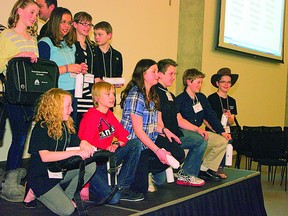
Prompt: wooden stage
<box><xmin>0</xmin><ymin>168</ymin><xmax>267</xmax><ymax>216</ymax></box>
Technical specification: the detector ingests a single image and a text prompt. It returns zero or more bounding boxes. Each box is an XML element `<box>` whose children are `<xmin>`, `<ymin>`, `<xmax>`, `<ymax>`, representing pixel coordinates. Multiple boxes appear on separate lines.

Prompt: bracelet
<box><xmin>112</xmin><ymin>141</ymin><xmax>120</xmax><ymax>147</ymax></box>
<box><xmin>65</xmin><ymin>64</ymin><xmax>68</xmax><ymax>73</ymax></box>
<box><xmin>154</xmin><ymin>147</ymin><xmax>160</xmax><ymax>154</ymax></box>
<box><xmin>162</xmin><ymin>127</ymin><xmax>166</xmax><ymax>135</ymax></box>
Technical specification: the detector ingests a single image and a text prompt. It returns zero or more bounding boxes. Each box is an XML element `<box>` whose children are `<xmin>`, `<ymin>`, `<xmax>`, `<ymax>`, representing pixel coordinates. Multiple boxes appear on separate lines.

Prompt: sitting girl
<box><xmin>24</xmin><ymin>88</ymin><xmax>96</xmax><ymax>215</ymax></box>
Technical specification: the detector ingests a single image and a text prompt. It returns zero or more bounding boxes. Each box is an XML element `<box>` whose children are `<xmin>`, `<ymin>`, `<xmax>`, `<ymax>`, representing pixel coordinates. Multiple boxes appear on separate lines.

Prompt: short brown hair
<box><xmin>182</xmin><ymin>68</ymin><xmax>205</xmax><ymax>87</ymax></box>
<box><xmin>94</xmin><ymin>21</ymin><xmax>112</xmax><ymax>34</ymax></box>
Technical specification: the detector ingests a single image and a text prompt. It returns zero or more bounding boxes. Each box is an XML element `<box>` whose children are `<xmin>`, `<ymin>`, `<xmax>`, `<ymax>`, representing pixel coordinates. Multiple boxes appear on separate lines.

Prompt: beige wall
<box><xmin>0</xmin><ymin>0</ymin><xmax>287</xmax><ymax>161</ymax></box>
<box><xmin>0</xmin><ymin>0</ymin><xmax>180</xmax><ymax>161</ymax></box>
<box><xmin>177</xmin><ymin>0</ymin><xmax>288</xmax><ymax>127</ymax></box>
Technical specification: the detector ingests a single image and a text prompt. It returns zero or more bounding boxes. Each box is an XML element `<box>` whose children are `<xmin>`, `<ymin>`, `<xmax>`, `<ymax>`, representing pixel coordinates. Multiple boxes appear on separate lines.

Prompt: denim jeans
<box><xmin>180</xmin><ymin>129</ymin><xmax>208</xmax><ymax>176</ymax></box>
<box><xmin>89</xmin><ymin>138</ymin><xmax>141</xmax><ymax>204</ymax></box>
<box><xmin>130</xmin><ymin>148</ymin><xmax>149</xmax><ymax>196</ymax></box>
<box><xmin>6</xmin><ymin>103</ymin><xmax>33</xmax><ymax>171</ymax></box>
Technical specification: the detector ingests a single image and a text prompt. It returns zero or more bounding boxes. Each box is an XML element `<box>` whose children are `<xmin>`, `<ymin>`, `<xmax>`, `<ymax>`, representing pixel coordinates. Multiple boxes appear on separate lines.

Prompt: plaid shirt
<box><xmin>121</xmin><ymin>86</ymin><xmax>158</xmax><ymax>150</ymax></box>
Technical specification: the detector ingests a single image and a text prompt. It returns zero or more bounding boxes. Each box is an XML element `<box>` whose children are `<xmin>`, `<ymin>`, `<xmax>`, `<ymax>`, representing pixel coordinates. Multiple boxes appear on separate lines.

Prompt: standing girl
<box><xmin>72</xmin><ymin>11</ymin><xmax>97</xmax><ymax>129</ymax></box>
<box><xmin>38</xmin><ymin>7</ymin><xmax>88</xmax><ymax>123</ymax></box>
<box><xmin>120</xmin><ymin>59</ymin><xmax>180</xmax><ymax>195</ymax></box>
<box><xmin>0</xmin><ymin>0</ymin><xmax>39</xmax><ymax>171</ymax></box>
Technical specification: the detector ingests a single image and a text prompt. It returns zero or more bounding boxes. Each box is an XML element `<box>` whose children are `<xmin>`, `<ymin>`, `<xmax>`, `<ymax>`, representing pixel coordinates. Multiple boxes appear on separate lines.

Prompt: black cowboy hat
<box><xmin>211</xmin><ymin>67</ymin><xmax>239</xmax><ymax>88</ymax></box>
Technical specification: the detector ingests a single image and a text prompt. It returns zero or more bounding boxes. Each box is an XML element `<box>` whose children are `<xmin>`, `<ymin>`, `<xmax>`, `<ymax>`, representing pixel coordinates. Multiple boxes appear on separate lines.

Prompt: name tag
<box><xmin>70</xmin><ymin>73</ymin><xmax>77</xmax><ymax>78</ymax></box>
<box><xmin>166</xmin><ymin>92</ymin><xmax>173</xmax><ymax>101</ymax></box>
<box><xmin>193</xmin><ymin>102</ymin><xmax>203</xmax><ymax>113</ymax></box>
<box><xmin>224</xmin><ymin>125</ymin><xmax>231</xmax><ymax>134</ymax></box>
<box><xmin>84</xmin><ymin>73</ymin><xmax>94</xmax><ymax>83</ymax></box>
<box><xmin>47</xmin><ymin>170</ymin><xmax>63</xmax><ymax>179</ymax></box>
<box><xmin>148</xmin><ymin>124</ymin><xmax>154</xmax><ymax>134</ymax></box>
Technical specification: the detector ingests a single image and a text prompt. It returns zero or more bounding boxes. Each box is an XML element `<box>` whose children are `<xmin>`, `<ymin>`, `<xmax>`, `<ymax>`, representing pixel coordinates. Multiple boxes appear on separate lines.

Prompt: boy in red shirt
<box><xmin>78</xmin><ymin>82</ymin><xmax>143</xmax><ymax>203</ymax></box>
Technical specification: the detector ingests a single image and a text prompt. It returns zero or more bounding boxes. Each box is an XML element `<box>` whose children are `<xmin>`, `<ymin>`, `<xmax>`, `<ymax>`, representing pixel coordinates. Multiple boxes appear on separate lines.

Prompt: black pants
<box><xmin>149</xmin><ymin>135</ymin><xmax>185</xmax><ymax>174</ymax></box>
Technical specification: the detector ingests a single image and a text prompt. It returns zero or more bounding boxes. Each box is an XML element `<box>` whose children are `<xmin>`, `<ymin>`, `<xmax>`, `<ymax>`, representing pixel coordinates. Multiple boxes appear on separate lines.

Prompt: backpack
<box><xmin>3</xmin><ymin>57</ymin><xmax>59</xmax><ymax>105</ymax></box>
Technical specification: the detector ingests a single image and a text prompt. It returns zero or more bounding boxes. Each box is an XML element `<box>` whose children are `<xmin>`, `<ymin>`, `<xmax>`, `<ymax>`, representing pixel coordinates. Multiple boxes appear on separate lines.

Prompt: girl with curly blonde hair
<box><xmin>24</xmin><ymin>88</ymin><xmax>96</xmax><ymax>215</ymax></box>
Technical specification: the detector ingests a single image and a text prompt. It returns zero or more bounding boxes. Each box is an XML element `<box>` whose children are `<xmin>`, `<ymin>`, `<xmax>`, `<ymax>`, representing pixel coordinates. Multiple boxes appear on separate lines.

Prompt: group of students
<box><xmin>0</xmin><ymin>0</ymin><xmax>239</xmax><ymax>215</ymax></box>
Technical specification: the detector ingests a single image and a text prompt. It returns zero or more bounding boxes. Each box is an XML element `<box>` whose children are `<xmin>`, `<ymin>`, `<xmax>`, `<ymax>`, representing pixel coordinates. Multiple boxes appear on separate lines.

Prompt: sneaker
<box><xmin>176</xmin><ymin>169</ymin><xmax>205</xmax><ymax>187</ymax></box>
<box><xmin>119</xmin><ymin>188</ymin><xmax>144</xmax><ymax>202</ymax></box>
<box><xmin>148</xmin><ymin>173</ymin><xmax>157</xmax><ymax>192</ymax></box>
<box><xmin>23</xmin><ymin>200</ymin><xmax>37</xmax><ymax>208</ymax></box>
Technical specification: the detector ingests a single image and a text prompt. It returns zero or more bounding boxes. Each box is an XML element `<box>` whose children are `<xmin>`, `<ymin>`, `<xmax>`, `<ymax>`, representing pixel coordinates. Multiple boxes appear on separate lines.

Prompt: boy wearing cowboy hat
<box><xmin>205</xmin><ymin>67</ymin><xmax>239</xmax><ymax>177</ymax></box>
<box><xmin>206</xmin><ymin>67</ymin><xmax>239</xmax><ymax>134</ymax></box>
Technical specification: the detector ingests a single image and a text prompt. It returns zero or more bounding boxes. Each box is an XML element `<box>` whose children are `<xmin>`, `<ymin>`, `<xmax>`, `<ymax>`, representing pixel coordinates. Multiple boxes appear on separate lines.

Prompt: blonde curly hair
<box><xmin>35</xmin><ymin>88</ymin><xmax>75</xmax><ymax>140</ymax></box>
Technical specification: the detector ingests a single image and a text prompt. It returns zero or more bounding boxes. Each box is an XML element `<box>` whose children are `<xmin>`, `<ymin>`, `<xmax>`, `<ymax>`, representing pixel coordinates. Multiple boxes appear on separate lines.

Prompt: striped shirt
<box><xmin>0</xmin><ymin>29</ymin><xmax>38</xmax><ymax>73</ymax></box>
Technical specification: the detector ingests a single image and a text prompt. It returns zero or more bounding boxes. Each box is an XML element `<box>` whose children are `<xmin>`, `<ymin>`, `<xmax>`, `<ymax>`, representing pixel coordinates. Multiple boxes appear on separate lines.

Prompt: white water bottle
<box><xmin>165</xmin><ymin>167</ymin><xmax>175</xmax><ymax>183</ymax></box>
<box><xmin>166</xmin><ymin>154</ymin><xmax>180</xmax><ymax>169</ymax></box>
<box><xmin>75</xmin><ymin>73</ymin><xmax>83</xmax><ymax>98</ymax></box>
<box><xmin>225</xmin><ymin>142</ymin><xmax>233</xmax><ymax>166</ymax></box>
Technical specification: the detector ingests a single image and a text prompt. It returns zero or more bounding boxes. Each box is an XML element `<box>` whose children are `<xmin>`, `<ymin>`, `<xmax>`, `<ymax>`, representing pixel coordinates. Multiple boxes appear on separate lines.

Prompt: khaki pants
<box><xmin>202</xmin><ymin>132</ymin><xmax>227</xmax><ymax>171</ymax></box>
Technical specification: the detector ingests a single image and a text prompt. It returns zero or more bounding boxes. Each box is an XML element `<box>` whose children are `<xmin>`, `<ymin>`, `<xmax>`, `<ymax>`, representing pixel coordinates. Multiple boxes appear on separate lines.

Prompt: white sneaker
<box><xmin>148</xmin><ymin>173</ymin><xmax>157</xmax><ymax>192</ymax></box>
<box><xmin>176</xmin><ymin>169</ymin><xmax>205</xmax><ymax>187</ymax></box>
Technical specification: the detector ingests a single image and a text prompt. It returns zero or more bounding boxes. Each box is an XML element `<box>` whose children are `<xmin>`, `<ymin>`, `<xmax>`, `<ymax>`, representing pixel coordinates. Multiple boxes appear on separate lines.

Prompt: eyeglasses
<box><xmin>77</xmin><ymin>22</ymin><xmax>94</xmax><ymax>28</ymax></box>
<box><xmin>60</xmin><ymin>20</ymin><xmax>72</xmax><ymax>26</ymax></box>
<box><xmin>219</xmin><ymin>81</ymin><xmax>232</xmax><ymax>84</ymax></box>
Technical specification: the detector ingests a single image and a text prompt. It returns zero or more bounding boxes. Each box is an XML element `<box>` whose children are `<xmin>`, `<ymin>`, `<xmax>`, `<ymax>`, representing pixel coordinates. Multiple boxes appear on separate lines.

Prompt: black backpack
<box><xmin>3</xmin><ymin>57</ymin><xmax>59</xmax><ymax>105</ymax></box>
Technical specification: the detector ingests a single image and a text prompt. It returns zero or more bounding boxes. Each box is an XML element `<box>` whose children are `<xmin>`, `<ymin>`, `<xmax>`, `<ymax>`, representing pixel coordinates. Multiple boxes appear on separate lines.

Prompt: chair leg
<box><xmin>235</xmin><ymin>154</ymin><xmax>241</xmax><ymax>169</ymax></box>
<box><xmin>268</xmin><ymin>166</ymin><xmax>271</xmax><ymax>182</ymax></box>
<box><xmin>273</xmin><ymin>166</ymin><xmax>277</xmax><ymax>185</ymax></box>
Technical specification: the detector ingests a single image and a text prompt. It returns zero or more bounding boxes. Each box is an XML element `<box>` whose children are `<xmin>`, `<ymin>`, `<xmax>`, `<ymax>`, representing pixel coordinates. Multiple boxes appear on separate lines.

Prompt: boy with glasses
<box><xmin>205</xmin><ymin>68</ymin><xmax>239</xmax><ymax>177</ymax></box>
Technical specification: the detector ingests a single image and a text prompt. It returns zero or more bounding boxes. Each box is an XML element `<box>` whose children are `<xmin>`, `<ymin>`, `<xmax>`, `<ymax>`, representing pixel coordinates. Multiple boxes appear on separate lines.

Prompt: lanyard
<box><xmin>218</xmin><ymin>95</ymin><xmax>229</xmax><ymax>113</ymax></box>
<box><xmin>55</xmin><ymin>123</ymin><xmax>70</xmax><ymax>151</ymax></box>
<box><xmin>61</xmin><ymin>42</ymin><xmax>74</xmax><ymax>64</ymax></box>
<box><xmin>101</xmin><ymin>47</ymin><xmax>112</xmax><ymax>77</ymax></box>
<box><xmin>192</xmin><ymin>94</ymin><xmax>199</xmax><ymax>106</ymax></box>
<box><xmin>157</xmin><ymin>86</ymin><xmax>168</xmax><ymax>93</ymax></box>
<box><xmin>85</xmin><ymin>41</ymin><xmax>94</xmax><ymax>74</ymax></box>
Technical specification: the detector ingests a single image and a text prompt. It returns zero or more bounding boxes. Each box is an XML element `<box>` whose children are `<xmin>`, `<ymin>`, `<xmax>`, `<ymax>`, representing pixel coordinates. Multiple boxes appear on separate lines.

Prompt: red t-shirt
<box><xmin>78</xmin><ymin>108</ymin><xmax>129</xmax><ymax>150</ymax></box>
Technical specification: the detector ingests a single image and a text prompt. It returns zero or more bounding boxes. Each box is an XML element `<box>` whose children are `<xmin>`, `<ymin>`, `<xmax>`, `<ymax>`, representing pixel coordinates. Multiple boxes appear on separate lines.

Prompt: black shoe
<box><xmin>119</xmin><ymin>188</ymin><xmax>144</xmax><ymax>202</ymax></box>
<box><xmin>23</xmin><ymin>182</ymin><xmax>37</xmax><ymax>208</ymax></box>
<box><xmin>198</xmin><ymin>169</ymin><xmax>222</xmax><ymax>182</ymax></box>
<box><xmin>23</xmin><ymin>200</ymin><xmax>37</xmax><ymax>208</ymax></box>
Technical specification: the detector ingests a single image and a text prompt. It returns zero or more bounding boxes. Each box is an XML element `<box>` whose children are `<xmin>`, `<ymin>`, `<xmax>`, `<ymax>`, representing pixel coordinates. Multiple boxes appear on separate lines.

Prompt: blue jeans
<box><xmin>6</xmin><ymin>103</ymin><xmax>33</xmax><ymax>171</ymax></box>
<box><xmin>89</xmin><ymin>139</ymin><xmax>141</xmax><ymax>204</ymax></box>
<box><xmin>180</xmin><ymin>129</ymin><xmax>208</xmax><ymax>176</ymax></box>
<box><xmin>130</xmin><ymin>148</ymin><xmax>149</xmax><ymax>196</ymax></box>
